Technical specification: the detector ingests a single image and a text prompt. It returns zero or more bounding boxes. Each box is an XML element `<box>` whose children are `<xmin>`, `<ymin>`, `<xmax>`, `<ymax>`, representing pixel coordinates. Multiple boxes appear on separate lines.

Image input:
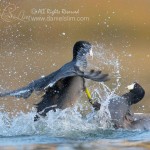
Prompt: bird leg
<box><xmin>82</xmin><ymin>78</ymin><xmax>101</xmax><ymax>111</ymax></box>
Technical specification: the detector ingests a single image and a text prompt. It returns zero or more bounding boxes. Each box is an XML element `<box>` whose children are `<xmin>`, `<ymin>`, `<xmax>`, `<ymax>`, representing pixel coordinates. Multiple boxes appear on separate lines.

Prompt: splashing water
<box><xmin>92</xmin><ymin>43</ymin><xmax>121</xmax><ymax>93</ymax></box>
<box><xmin>0</xmin><ymin>107</ymin><xmax>100</xmax><ymax>137</ymax></box>
<box><xmin>85</xmin><ymin>43</ymin><xmax>122</xmax><ymax>128</ymax></box>
<box><xmin>0</xmin><ymin>43</ymin><xmax>122</xmax><ymax>137</ymax></box>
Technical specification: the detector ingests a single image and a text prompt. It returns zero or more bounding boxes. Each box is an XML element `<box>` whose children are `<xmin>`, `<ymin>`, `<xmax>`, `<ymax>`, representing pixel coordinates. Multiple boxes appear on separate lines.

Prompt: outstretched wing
<box><xmin>0</xmin><ymin>62</ymin><xmax>110</xmax><ymax>99</ymax></box>
<box><xmin>44</xmin><ymin>63</ymin><xmax>110</xmax><ymax>89</ymax></box>
<box><xmin>0</xmin><ymin>70</ymin><xmax>59</xmax><ymax>99</ymax></box>
<box><xmin>0</xmin><ymin>86</ymin><xmax>33</xmax><ymax>99</ymax></box>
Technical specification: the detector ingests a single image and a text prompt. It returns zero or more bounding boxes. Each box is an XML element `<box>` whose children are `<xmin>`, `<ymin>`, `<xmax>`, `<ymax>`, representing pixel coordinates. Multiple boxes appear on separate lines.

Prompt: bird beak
<box><xmin>127</xmin><ymin>83</ymin><xmax>135</xmax><ymax>90</ymax></box>
<box><xmin>89</xmin><ymin>49</ymin><xmax>93</xmax><ymax>60</ymax></box>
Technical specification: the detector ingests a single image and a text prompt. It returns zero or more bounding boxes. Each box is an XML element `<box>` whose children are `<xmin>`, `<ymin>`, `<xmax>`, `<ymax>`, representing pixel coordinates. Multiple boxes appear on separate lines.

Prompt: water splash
<box><xmin>0</xmin><ymin>107</ymin><xmax>100</xmax><ymax>137</ymax></box>
<box><xmin>92</xmin><ymin>43</ymin><xmax>121</xmax><ymax>93</ymax></box>
<box><xmin>85</xmin><ymin>43</ymin><xmax>122</xmax><ymax>128</ymax></box>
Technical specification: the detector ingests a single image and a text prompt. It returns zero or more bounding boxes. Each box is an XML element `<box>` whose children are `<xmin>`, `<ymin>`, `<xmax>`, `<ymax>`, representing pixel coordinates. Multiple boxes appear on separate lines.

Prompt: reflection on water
<box><xmin>0</xmin><ymin>131</ymin><xmax>150</xmax><ymax>150</ymax></box>
<box><xmin>0</xmin><ymin>0</ymin><xmax>150</xmax><ymax>149</ymax></box>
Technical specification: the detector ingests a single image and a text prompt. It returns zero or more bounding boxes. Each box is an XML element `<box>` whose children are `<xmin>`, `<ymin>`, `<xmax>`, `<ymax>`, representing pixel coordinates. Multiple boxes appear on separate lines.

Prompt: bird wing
<box><xmin>0</xmin><ymin>70</ymin><xmax>58</xmax><ymax>99</ymax></box>
<box><xmin>75</xmin><ymin>69</ymin><xmax>110</xmax><ymax>82</ymax></box>
<box><xmin>44</xmin><ymin>63</ymin><xmax>110</xmax><ymax>89</ymax></box>
<box><xmin>0</xmin><ymin>86</ymin><xmax>33</xmax><ymax>99</ymax></box>
<box><xmin>34</xmin><ymin>77</ymin><xmax>73</xmax><ymax>117</ymax></box>
<box><xmin>0</xmin><ymin>62</ymin><xmax>109</xmax><ymax>99</ymax></box>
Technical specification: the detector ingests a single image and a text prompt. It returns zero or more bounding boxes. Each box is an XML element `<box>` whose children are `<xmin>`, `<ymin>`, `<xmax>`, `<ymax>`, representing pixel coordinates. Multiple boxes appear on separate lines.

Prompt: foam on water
<box><xmin>0</xmin><ymin>107</ymin><xmax>99</xmax><ymax>137</ymax></box>
<box><xmin>0</xmin><ymin>44</ymin><xmax>122</xmax><ymax>137</ymax></box>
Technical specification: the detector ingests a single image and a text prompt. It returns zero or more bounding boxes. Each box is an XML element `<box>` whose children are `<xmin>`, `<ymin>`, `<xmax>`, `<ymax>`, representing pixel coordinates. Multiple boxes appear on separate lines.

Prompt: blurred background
<box><xmin>0</xmin><ymin>0</ymin><xmax>150</xmax><ymax>114</ymax></box>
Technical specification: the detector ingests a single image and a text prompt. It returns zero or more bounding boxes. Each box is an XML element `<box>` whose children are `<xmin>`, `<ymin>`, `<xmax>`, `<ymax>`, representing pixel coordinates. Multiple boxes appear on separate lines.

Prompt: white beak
<box><xmin>127</xmin><ymin>83</ymin><xmax>135</xmax><ymax>90</ymax></box>
<box><xmin>89</xmin><ymin>49</ymin><xmax>93</xmax><ymax>59</ymax></box>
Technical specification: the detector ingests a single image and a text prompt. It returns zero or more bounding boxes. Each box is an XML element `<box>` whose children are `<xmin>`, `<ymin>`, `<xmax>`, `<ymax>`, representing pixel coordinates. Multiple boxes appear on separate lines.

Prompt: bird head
<box><xmin>73</xmin><ymin>41</ymin><xmax>93</xmax><ymax>60</ymax></box>
<box><xmin>127</xmin><ymin>82</ymin><xmax>143</xmax><ymax>91</ymax></box>
<box><xmin>127</xmin><ymin>82</ymin><xmax>136</xmax><ymax>91</ymax></box>
<box><xmin>127</xmin><ymin>82</ymin><xmax>145</xmax><ymax>104</ymax></box>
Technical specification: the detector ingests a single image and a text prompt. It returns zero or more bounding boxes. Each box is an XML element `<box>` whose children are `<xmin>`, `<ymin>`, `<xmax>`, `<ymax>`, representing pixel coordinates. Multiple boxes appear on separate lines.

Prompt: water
<box><xmin>0</xmin><ymin>108</ymin><xmax>150</xmax><ymax>149</ymax></box>
<box><xmin>0</xmin><ymin>45</ymin><xmax>150</xmax><ymax>150</ymax></box>
<box><xmin>0</xmin><ymin>110</ymin><xmax>150</xmax><ymax>150</ymax></box>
